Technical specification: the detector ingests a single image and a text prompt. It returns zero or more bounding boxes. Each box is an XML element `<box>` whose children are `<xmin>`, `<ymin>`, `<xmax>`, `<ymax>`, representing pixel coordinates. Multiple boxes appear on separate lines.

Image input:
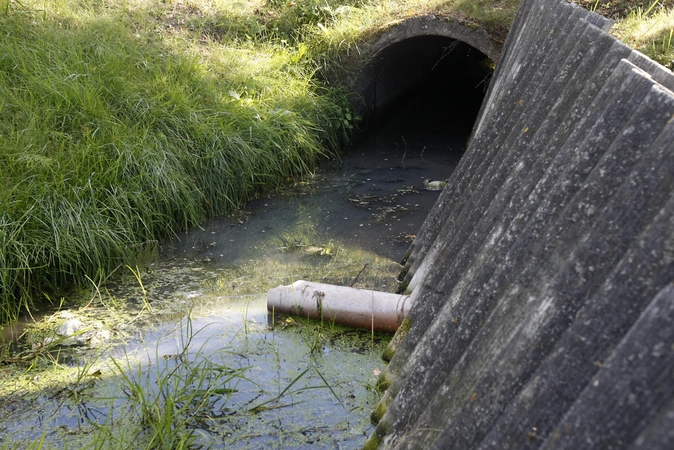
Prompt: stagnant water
<box><xmin>0</xmin><ymin>89</ymin><xmax>474</xmax><ymax>448</ymax></box>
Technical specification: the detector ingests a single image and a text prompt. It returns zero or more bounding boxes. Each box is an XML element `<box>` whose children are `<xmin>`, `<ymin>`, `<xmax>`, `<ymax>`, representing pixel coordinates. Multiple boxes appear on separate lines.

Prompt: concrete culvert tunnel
<box><xmin>355</xmin><ymin>34</ymin><xmax>495</xmax><ymax>150</ymax></box>
<box><xmin>258</xmin><ymin>26</ymin><xmax>507</xmax><ymax>425</ymax></box>
<box><xmin>324</xmin><ymin>30</ymin><xmax>499</xmax><ymax>263</ymax></box>
<box><xmin>265</xmin><ymin>36</ymin><xmax>499</xmax><ymax>335</ymax></box>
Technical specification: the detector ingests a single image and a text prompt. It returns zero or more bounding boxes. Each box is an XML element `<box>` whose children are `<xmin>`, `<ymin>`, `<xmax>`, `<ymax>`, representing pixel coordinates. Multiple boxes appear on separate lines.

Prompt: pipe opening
<box><xmin>357</xmin><ymin>35</ymin><xmax>493</xmax><ymax>151</ymax></box>
<box><xmin>329</xmin><ymin>36</ymin><xmax>494</xmax><ymax>260</ymax></box>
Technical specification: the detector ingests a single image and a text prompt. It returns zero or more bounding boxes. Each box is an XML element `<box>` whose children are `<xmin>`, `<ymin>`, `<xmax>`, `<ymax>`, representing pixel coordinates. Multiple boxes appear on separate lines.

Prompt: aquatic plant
<box><xmin>99</xmin><ymin>316</ymin><xmax>249</xmax><ymax>449</ymax></box>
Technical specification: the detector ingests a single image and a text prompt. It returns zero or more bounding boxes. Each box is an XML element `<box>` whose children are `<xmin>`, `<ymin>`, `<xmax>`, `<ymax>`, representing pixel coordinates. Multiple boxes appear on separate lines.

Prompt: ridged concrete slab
<box><xmin>365</xmin><ymin>0</ymin><xmax>674</xmax><ymax>448</ymax></box>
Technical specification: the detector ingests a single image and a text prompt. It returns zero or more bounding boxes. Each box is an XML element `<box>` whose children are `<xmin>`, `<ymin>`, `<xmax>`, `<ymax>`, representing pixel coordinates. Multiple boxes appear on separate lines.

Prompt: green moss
<box><xmin>376</xmin><ymin>370</ymin><xmax>394</xmax><ymax>392</ymax></box>
<box><xmin>382</xmin><ymin>345</ymin><xmax>395</xmax><ymax>362</ymax></box>
<box><xmin>399</xmin><ymin>317</ymin><xmax>413</xmax><ymax>334</ymax></box>
<box><xmin>370</xmin><ymin>392</ymin><xmax>393</xmax><ymax>424</ymax></box>
<box><xmin>397</xmin><ymin>280</ymin><xmax>410</xmax><ymax>295</ymax></box>
<box><xmin>363</xmin><ymin>431</ymin><xmax>384</xmax><ymax>450</ymax></box>
<box><xmin>382</xmin><ymin>317</ymin><xmax>412</xmax><ymax>361</ymax></box>
<box><xmin>364</xmin><ymin>417</ymin><xmax>391</xmax><ymax>449</ymax></box>
<box><xmin>399</xmin><ymin>246</ymin><xmax>413</xmax><ymax>267</ymax></box>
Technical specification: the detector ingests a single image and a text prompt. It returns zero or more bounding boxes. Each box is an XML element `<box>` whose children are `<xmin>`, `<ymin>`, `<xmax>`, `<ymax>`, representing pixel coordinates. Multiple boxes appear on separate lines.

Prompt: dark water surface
<box><xmin>161</xmin><ymin>98</ymin><xmax>469</xmax><ymax>266</ymax></box>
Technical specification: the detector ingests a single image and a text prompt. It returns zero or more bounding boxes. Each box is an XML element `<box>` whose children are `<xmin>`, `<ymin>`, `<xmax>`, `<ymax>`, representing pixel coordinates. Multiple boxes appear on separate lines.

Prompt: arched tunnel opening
<box><xmin>359</xmin><ymin>35</ymin><xmax>494</xmax><ymax>152</ymax></box>
<box><xmin>333</xmin><ymin>35</ymin><xmax>495</xmax><ymax>260</ymax></box>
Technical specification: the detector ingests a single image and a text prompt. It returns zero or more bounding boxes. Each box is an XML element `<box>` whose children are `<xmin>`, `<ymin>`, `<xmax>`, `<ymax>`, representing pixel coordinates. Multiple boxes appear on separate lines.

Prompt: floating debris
<box><xmin>423</xmin><ymin>179</ymin><xmax>448</xmax><ymax>191</ymax></box>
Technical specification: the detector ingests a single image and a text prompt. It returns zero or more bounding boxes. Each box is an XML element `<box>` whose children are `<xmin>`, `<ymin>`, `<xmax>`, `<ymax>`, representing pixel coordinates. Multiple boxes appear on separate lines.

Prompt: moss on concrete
<box><xmin>382</xmin><ymin>317</ymin><xmax>412</xmax><ymax>362</ymax></box>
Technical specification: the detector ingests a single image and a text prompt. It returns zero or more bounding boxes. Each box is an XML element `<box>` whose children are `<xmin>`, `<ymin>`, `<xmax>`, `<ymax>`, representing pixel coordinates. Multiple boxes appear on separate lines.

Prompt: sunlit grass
<box><xmin>614</xmin><ymin>0</ymin><xmax>674</xmax><ymax>70</ymax></box>
<box><xmin>0</xmin><ymin>0</ymin><xmax>354</xmax><ymax>323</ymax></box>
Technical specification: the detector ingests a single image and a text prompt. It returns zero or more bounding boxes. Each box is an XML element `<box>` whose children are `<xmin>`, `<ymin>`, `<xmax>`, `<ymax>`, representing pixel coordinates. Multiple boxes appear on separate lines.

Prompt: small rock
<box><xmin>423</xmin><ymin>179</ymin><xmax>447</xmax><ymax>191</ymax></box>
<box><xmin>85</xmin><ymin>329</ymin><xmax>111</xmax><ymax>347</ymax></box>
<box><xmin>56</xmin><ymin>319</ymin><xmax>85</xmax><ymax>337</ymax></box>
<box><xmin>56</xmin><ymin>311</ymin><xmax>76</xmax><ymax>320</ymax></box>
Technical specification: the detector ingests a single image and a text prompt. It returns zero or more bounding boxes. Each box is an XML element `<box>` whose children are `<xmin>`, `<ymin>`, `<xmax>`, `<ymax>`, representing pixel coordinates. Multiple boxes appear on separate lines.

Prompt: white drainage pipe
<box><xmin>267</xmin><ymin>280</ymin><xmax>412</xmax><ymax>333</ymax></box>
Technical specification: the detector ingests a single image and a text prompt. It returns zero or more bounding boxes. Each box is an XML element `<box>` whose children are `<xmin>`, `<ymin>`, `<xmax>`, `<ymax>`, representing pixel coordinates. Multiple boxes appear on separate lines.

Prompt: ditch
<box><xmin>0</xmin><ymin>37</ymin><xmax>487</xmax><ymax>448</ymax></box>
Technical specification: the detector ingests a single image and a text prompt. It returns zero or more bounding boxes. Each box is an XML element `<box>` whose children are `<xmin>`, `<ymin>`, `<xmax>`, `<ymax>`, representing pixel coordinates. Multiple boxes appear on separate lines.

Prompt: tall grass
<box><xmin>0</xmin><ymin>0</ymin><xmax>354</xmax><ymax>323</ymax></box>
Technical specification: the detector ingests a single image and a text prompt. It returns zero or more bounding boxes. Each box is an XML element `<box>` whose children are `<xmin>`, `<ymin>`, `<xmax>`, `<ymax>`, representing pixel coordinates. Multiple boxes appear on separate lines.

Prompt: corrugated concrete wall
<box><xmin>365</xmin><ymin>0</ymin><xmax>674</xmax><ymax>449</ymax></box>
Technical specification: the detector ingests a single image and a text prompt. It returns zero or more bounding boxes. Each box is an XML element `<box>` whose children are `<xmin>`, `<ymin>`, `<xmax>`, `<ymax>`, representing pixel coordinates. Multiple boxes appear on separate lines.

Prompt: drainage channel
<box><xmin>0</xmin><ymin>39</ymin><xmax>487</xmax><ymax>445</ymax></box>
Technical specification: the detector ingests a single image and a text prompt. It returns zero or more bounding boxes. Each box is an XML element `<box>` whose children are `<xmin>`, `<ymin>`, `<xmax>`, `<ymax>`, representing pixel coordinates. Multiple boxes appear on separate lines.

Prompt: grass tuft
<box><xmin>100</xmin><ymin>315</ymin><xmax>250</xmax><ymax>449</ymax></box>
<box><xmin>613</xmin><ymin>0</ymin><xmax>674</xmax><ymax>70</ymax></box>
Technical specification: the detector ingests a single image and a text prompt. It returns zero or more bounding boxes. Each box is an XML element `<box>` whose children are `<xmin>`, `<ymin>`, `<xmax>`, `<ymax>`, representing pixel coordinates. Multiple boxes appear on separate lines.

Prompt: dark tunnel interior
<box><xmin>322</xmin><ymin>36</ymin><xmax>496</xmax><ymax>259</ymax></box>
<box><xmin>357</xmin><ymin>35</ymin><xmax>494</xmax><ymax>150</ymax></box>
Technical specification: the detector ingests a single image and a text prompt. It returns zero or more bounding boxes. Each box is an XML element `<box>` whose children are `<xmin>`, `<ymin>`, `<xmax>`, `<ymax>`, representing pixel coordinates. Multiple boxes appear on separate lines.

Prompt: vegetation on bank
<box><xmin>0</xmin><ymin>0</ymin><xmax>672</xmax><ymax>324</ymax></box>
<box><xmin>0</xmin><ymin>0</ymin><xmax>357</xmax><ymax>324</ymax></box>
<box><xmin>578</xmin><ymin>0</ymin><xmax>674</xmax><ymax>70</ymax></box>
<box><xmin>612</xmin><ymin>1</ymin><xmax>674</xmax><ymax>71</ymax></box>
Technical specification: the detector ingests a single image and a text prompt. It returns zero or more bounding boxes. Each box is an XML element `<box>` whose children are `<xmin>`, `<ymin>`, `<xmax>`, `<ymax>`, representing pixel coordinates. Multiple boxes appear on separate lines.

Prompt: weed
<box><xmin>102</xmin><ymin>314</ymin><xmax>250</xmax><ymax>448</ymax></box>
<box><xmin>249</xmin><ymin>364</ymin><xmax>344</xmax><ymax>413</ymax></box>
<box><xmin>126</xmin><ymin>265</ymin><xmax>152</xmax><ymax>313</ymax></box>
<box><xmin>306</xmin><ymin>324</ymin><xmax>327</xmax><ymax>354</ymax></box>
